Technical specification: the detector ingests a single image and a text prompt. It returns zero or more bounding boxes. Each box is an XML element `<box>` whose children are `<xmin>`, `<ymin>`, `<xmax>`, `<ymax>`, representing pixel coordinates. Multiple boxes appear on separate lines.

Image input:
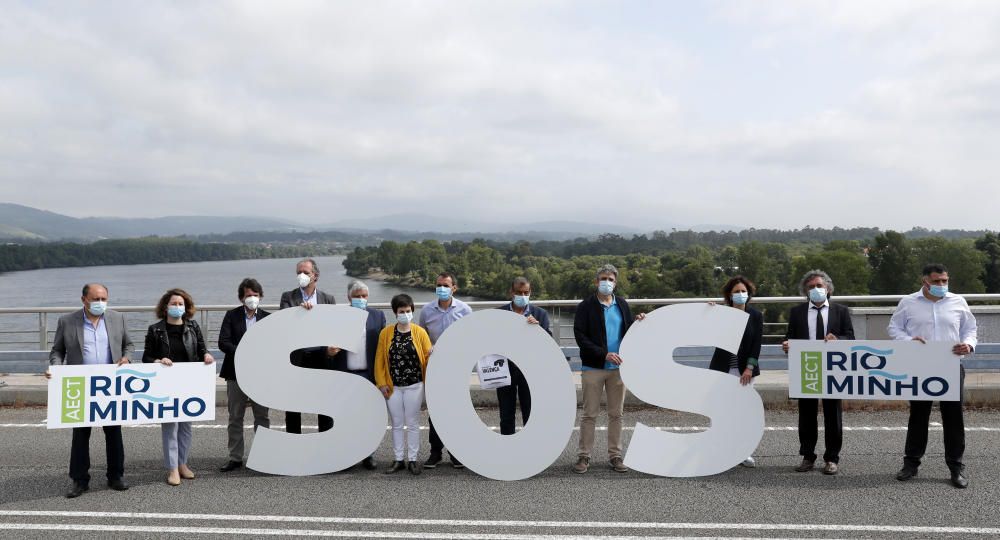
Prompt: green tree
<box><xmin>910</xmin><ymin>237</ymin><xmax>986</xmax><ymax>293</ymax></box>
<box><xmin>868</xmin><ymin>231</ymin><xmax>915</xmax><ymax>294</ymax></box>
<box><xmin>974</xmin><ymin>232</ymin><xmax>1000</xmax><ymax>293</ymax></box>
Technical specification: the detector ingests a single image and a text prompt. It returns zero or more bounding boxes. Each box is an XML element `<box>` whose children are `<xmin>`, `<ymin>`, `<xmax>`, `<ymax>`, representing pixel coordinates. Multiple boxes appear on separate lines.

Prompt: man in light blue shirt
<box><xmin>419</xmin><ymin>271</ymin><xmax>472</xmax><ymax>469</ymax></box>
<box><xmin>47</xmin><ymin>283</ymin><xmax>133</xmax><ymax>498</ymax></box>
<box><xmin>81</xmin><ymin>313</ymin><xmax>113</xmax><ymax>365</ymax></box>
<box><xmin>889</xmin><ymin>263</ymin><xmax>977</xmax><ymax>489</ymax></box>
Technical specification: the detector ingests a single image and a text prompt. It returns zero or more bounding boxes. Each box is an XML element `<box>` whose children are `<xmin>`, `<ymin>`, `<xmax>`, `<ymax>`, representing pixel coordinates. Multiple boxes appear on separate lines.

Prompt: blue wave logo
<box><xmin>131</xmin><ymin>393</ymin><xmax>170</xmax><ymax>403</ymax></box>
<box><xmin>116</xmin><ymin>369</ymin><xmax>157</xmax><ymax>378</ymax></box>
<box><xmin>850</xmin><ymin>345</ymin><xmax>894</xmax><ymax>355</ymax></box>
<box><xmin>868</xmin><ymin>370</ymin><xmax>909</xmax><ymax>381</ymax></box>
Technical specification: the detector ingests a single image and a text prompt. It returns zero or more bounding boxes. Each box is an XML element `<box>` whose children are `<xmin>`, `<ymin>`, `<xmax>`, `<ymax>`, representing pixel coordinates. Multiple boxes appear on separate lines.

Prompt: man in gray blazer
<box><xmin>279</xmin><ymin>258</ymin><xmax>338</xmax><ymax>434</ymax></box>
<box><xmin>46</xmin><ymin>283</ymin><xmax>134</xmax><ymax>498</ymax></box>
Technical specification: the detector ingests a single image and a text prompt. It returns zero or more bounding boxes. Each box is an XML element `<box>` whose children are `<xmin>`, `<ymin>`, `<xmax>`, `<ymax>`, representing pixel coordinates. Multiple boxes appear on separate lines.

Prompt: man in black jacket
<box><xmin>280</xmin><ymin>258</ymin><xmax>338</xmax><ymax>434</ymax></box>
<box><xmin>218</xmin><ymin>278</ymin><xmax>271</xmax><ymax>472</ymax></box>
<box><xmin>782</xmin><ymin>269</ymin><xmax>855</xmax><ymax>475</ymax></box>
<box><xmin>572</xmin><ymin>264</ymin><xmax>644</xmax><ymax>474</ymax></box>
<box><xmin>496</xmin><ymin>276</ymin><xmax>552</xmax><ymax>436</ymax></box>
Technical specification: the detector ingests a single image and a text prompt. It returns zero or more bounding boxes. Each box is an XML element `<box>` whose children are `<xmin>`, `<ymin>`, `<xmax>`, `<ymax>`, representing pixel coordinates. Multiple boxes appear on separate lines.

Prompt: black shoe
<box><xmin>107</xmin><ymin>478</ymin><xmax>129</xmax><ymax>491</ymax></box>
<box><xmin>384</xmin><ymin>460</ymin><xmax>405</xmax><ymax>474</ymax></box>
<box><xmin>361</xmin><ymin>456</ymin><xmax>376</xmax><ymax>470</ymax></box>
<box><xmin>220</xmin><ymin>460</ymin><xmax>242</xmax><ymax>472</ymax></box>
<box><xmin>65</xmin><ymin>482</ymin><xmax>88</xmax><ymax>498</ymax></box>
<box><xmin>423</xmin><ymin>453</ymin><xmax>442</xmax><ymax>469</ymax></box>
<box><xmin>951</xmin><ymin>471</ymin><xmax>969</xmax><ymax>489</ymax></box>
<box><xmin>450</xmin><ymin>455</ymin><xmax>464</xmax><ymax>469</ymax></box>
<box><xmin>408</xmin><ymin>461</ymin><xmax>423</xmax><ymax>475</ymax></box>
<box><xmin>896</xmin><ymin>467</ymin><xmax>918</xmax><ymax>481</ymax></box>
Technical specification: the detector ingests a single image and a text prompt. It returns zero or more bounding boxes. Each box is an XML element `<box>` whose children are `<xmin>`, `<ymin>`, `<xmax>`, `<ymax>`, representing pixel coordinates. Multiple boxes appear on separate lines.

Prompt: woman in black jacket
<box><xmin>143</xmin><ymin>288</ymin><xmax>214</xmax><ymax>486</ymax></box>
<box><xmin>709</xmin><ymin>275</ymin><xmax>764</xmax><ymax>467</ymax></box>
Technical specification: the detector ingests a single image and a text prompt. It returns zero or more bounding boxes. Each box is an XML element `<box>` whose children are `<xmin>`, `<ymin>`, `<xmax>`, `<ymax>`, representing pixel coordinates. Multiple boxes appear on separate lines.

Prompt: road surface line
<box><xmin>0</xmin><ymin>512</ymin><xmax>998</xmax><ymax>535</ymax></box>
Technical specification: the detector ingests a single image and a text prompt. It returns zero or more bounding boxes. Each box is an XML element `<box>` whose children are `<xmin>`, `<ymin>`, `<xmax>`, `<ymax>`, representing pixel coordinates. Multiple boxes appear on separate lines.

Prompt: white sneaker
<box><xmin>740</xmin><ymin>457</ymin><xmax>756</xmax><ymax>468</ymax></box>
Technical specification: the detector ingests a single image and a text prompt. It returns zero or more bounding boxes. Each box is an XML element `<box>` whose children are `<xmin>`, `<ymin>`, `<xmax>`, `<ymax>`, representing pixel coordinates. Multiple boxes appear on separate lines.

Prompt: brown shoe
<box><xmin>573</xmin><ymin>456</ymin><xmax>590</xmax><ymax>474</ymax></box>
<box><xmin>610</xmin><ymin>457</ymin><xmax>628</xmax><ymax>473</ymax></box>
<box><xmin>166</xmin><ymin>469</ymin><xmax>181</xmax><ymax>486</ymax></box>
<box><xmin>178</xmin><ymin>464</ymin><xmax>196</xmax><ymax>479</ymax></box>
<box><xmin>794</xmin><ymin>459</ymin><xmax>815</xmax><ymax>472</ymax></box>
<box><xmin>822</xmin><ymin>462</ymin><xmax>839</xmax><ymax>475</ymax></box>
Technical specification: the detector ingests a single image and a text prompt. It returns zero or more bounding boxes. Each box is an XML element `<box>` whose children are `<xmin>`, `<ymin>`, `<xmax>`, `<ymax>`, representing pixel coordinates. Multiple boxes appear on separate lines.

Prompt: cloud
<box><xmin>0</xmin><ymin>1</ymin><xmax>999</xmax><ymax>230</ymax></box>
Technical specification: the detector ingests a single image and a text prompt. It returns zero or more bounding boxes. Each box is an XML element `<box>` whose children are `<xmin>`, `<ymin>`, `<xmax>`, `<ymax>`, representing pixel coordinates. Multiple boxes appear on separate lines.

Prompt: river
<box><xmin>0</xmin><ymin>255</ymin><xmax>479</xmax><ymax>350</ymax></box>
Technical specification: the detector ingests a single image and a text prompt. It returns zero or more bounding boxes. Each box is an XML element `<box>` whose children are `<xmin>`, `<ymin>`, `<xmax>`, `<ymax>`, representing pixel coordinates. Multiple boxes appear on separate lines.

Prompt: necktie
<box><xmin>814</xmin><ymin>306</ymin><xmax>825</xmax><ymax>340</ymax></box>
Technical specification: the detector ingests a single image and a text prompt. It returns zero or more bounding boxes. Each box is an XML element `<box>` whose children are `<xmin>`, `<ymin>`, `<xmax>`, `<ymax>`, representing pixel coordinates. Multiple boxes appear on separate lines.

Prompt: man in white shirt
<box><xmin>888</xmin><ymin>263</ymin><xmax>977</xmax><ymax>489</ymax></box>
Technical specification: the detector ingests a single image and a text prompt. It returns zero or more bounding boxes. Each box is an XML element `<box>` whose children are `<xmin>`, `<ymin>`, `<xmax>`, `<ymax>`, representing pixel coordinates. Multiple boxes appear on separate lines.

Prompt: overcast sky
<box><xmin>2</xmin><ymin>1</ymin><xmax>999</xmax><ymax>231</ymax></box>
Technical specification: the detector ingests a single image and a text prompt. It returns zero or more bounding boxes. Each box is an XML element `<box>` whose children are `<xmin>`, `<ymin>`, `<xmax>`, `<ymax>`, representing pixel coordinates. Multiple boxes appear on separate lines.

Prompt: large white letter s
<box><xmin>619</xmin><ymin>303</ymin><xmax>765</xmax><ymax>477</ymax></box>
<box><xmin>235</xmin><ymin>305</ymin><xmax>387</xmax><ymax>476</ymax></box>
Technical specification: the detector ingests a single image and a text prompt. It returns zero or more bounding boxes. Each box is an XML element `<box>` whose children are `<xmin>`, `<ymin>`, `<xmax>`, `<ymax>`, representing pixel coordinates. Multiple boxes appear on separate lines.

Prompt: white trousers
<box><xmin>386</xmin><ymin>382</ymin><xmax>424</xmax><ymax>461</ymax></box>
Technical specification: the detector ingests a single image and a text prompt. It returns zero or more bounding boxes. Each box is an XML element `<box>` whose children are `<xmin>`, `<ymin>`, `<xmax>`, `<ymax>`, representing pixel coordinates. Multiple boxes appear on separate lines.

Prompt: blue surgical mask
<box><xmin>351</xmin><ymin>298</ymin><xmax>368</xmax><ymax>309</ymax></box>
<box><xmin>808</xmin><ymin>287</ymin><xmax>827</xmax><ymax>304</ymax></box>
<box><xmin>396</xmin><ymin>311</ymin><xmax>413</xmax><ymax>324</ymax></box>
<box><xmin>929</xmin><ymin>284</ymin><xmax>948</xmax><ymax>297</ymax></box>
<box><xmin>435</xmin><ymin>286</ymin><xmax>452</xmax><ymax>301</ymax></box>
<box><xmin>167</xmin><ymin>305</ymin><xmax>185</xmax><ymax>319</ymax></box>
<box><xmin>598</xmin><ymin>280</ymin><xmax>615</xmax><ymax>295</ymax></box>
<box><xmin>88</xmin><ymin>301</ymin><xmax>107</xmax><ymax>316</ymax></box>
<box><xmin>513</xmin><ymin>295</ymin><xmax>530</xmax><ymax>308</ymax></box>
<box><xmin>731</xmin><ymin>292</ymin><xmax>749</xmax><ymax>305</ymax></box>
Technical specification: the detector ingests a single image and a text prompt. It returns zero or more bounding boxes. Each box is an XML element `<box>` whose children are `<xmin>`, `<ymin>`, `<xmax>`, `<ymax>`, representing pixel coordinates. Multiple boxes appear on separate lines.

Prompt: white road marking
<box><xmin>0</xmin><ymin>512</ymin><xmax>999</xmax><ymax>536</ymax></box>
<box><xmin>0</xmin><ymin>524</ymin><xmax>856</xmax><ymax>540</ymax></box>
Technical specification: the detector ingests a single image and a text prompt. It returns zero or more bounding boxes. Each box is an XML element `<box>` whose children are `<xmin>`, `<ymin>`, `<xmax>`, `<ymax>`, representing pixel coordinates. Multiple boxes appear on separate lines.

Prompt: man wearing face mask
<box><xmin>495</xmin><ymin>277</ymin><xmax>551</xmax><ymax>436</ymax></box>
<box><xmin>418</xmin><ymin>271</ymin><xmax>473</xmax><ymax>469</ymax></box>
<box><xmin>889</xmin><ymin>263</ymin><xmax>977</xmax><ymax>488</ymax></box>
<box><xmin>572</xmin><ymin>264</ymin><xmax>645</xmax><ymax>474</ymax></box>
<box><xmin>279</xmin><ymin>258</ymin><xmax>338</xmax><ymax>434</ymax></box>
<box><xmin>46</xmin><ymin>283</ymin><xmax>134</xmax><ymax>498</ymax></box>
<box><xmin>782</xmin><ymin>269</ymin><xmax>855</xmax><ymax>475</ymax></box>
<box><xmin>332</xmin><ymin>279</ymin><xmax>386</xmax><ymax>470</ymax></box>
<box><xmin>218</xmin><ymin>278</ymin><xmax>271</xmax><ymax>472</ymax></box>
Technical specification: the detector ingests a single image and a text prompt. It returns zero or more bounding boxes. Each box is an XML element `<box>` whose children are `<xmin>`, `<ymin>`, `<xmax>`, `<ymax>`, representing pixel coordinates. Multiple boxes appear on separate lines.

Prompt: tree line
<box><xmin>0</xmin><ymin>237</ymin><xmax>338</xmax><ymax>273</ymax></box>
<box><xmin>343</xmin><ymin>231</ymin><xmax>1000</xmax><ymax>314</ymax></box>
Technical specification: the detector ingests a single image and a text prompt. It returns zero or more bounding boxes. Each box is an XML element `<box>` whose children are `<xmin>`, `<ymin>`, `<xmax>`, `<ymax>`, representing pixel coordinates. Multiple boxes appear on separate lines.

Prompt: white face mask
<box><xmin>396</xmin><ymin>311</ymin><xmax>413</xmax><ymax>324</ymax></box>
<box><xmin>244</xmin><ymin>296</ymin><xmax>260</xmax><ymax>310</ymax></box>
<box><xmin>297</xmin><ymin>273</ymin><xmax>311</xmax><ymax>288</ymax></box>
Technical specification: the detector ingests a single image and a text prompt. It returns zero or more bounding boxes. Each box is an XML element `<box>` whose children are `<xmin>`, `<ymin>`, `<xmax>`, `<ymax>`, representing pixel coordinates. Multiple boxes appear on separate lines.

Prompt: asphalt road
<box><xmin>1</xmin><ymin>406</ymin><xmax>999</xmax><ymax>539</ymax></box>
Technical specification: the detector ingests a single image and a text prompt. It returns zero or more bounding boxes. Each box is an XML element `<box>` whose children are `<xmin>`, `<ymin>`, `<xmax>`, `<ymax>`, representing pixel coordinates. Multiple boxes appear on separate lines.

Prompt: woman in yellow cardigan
<box><xmin>374</xmin><ymin>294</ymin><xmax>433</xmax><ymax>475</ymax></box>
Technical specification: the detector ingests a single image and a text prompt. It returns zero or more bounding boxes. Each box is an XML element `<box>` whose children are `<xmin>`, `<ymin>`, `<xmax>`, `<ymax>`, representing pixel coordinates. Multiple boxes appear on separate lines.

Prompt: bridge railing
<box><xmin>3</xmin><ymin>295</ymin><xmax>1000</xmax><ymax>373</ymax></box>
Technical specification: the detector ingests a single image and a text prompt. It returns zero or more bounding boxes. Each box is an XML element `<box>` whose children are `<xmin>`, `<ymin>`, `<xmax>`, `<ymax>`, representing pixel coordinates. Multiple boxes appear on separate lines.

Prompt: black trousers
<box><xmin>496</xmin><ymin>363</ymin><xmax>531</xmax><ymax>435</ymax></box>
<box><xmin>798</xmin><ymin>398</ymin><xmax>843</xmax><ymax>463</ymax></box>
<box><xmin>429</xmin><ymin>418</ymin><xmax>444</xmax><ymax>455</ymax></box>
<box><xmin>70</xmin><ymin>426</ymin><xmax>124</xmax><ymax>485</ymax></box>
<box><xmin>904</xmin><ymin>368</ymin><xmax>965</xmax><ymax>472</ymax></box>
<box><xmin>286</xmin><ymin>348</ymin><xmax>333</xmax><ymax>434</ymax></box>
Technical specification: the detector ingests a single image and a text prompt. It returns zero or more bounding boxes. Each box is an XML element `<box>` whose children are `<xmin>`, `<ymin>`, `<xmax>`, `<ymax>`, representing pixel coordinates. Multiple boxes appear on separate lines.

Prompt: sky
<box><xmin>1</xmin><ymin>0</ymin><xmax>999</xmax><ymax>231</ymax></box>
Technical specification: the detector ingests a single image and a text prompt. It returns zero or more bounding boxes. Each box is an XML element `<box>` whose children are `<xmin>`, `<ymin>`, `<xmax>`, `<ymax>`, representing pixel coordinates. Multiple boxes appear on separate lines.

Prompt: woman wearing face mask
<box><xmin>708</xmin><ymin>276</ymin><xmax>764</xmax><ymax>467</ymax></box>
<box><xmin>374</xmin><ymin>294</ymin><xmax>433</xmax><ymax>476</ymax></box>
<box><xmin>142</xmin><ymin>288</ymin><xmax>215</xmax><ymax>486</ymax></box>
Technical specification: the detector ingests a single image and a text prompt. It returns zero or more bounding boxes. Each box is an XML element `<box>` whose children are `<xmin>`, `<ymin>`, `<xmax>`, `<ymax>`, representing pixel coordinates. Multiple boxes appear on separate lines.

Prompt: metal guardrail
<box><xmin>2</xmin><ymin>294</ymin><xmax>1000</xmax><ymax>354</ymax></box>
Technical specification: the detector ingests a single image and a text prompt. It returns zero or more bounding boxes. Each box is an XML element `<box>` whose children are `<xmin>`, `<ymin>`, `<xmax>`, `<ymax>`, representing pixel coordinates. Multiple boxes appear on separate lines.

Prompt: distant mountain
<box><xmin>322</xmin><ymin>214</ymin><xmax>645</xmax><ymax>236</ymax></box>
<box><xmin>0</xmin><ymin>203</ymin><xmax>301</xmax><ymax>241</ymax></box>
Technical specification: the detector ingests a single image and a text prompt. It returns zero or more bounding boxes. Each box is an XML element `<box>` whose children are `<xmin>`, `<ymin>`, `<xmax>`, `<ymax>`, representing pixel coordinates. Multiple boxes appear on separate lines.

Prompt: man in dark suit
<box><xmin>782</xmin><ymin>269</ymin><xmax>855</xmax><ymax>475</ymax></box>
<box><xmin>496</xmin><ymin>276</ymin><xmax>551</xmax><ymax>436</ymax></box>
<box><xmin>334</xmin><ymin>279</ymin><xmax>387</xmax><ymax>470</ymax></box>
<box><xmin>218</xmin><ymin>278</ymin><xmax>271</xmax><ymax>472</ymax></box>
<box><xmin>279</xmin><ymin>258</ymin><xmax>338</xmax><ymax>434</ymax></box>
<box><xmin>46</xmin><ymin>283</ymin><xmax>134</xmax><ymax>498</ymax></box>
